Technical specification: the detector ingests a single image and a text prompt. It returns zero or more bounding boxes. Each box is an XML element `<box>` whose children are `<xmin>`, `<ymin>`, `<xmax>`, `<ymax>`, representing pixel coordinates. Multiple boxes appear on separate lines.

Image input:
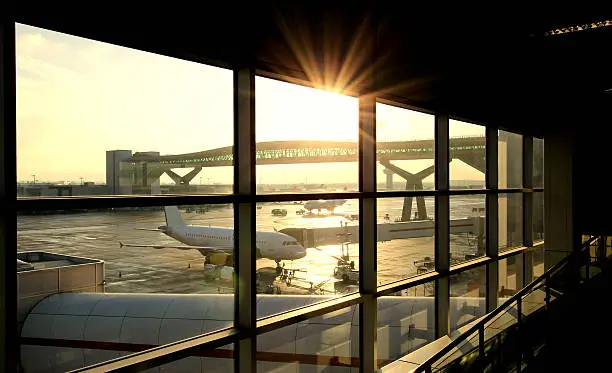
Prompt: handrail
<box><xmin>415</xmin><ymin>235</ymin><xmax>598</xmax><ymax>372</ymax></box>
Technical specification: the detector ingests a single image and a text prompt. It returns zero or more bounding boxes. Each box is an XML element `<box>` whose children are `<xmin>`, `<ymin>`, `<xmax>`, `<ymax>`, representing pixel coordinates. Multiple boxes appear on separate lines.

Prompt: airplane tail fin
<box><xmin>164</xmin><ymin>206</ymin><xmax>186</xmax><ymax>227</ymax></box>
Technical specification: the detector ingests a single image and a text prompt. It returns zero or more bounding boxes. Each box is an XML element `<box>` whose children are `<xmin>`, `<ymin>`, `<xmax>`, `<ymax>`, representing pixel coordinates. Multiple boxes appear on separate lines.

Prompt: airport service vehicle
<box><xmin>120</xmin><ymin>206</ymin><xmax>306</xmax><ymax>270</ymax></box>
<box><xmin>271</xmin><ymin>208</ymin><xmax>288</xmax><ymax>216</ymax></box>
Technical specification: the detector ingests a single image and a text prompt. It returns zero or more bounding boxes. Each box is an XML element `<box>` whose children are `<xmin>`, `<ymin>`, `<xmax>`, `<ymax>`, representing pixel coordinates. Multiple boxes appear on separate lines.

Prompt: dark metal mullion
<box><xmin>357</xmin><ymin>16</ymin><xmax>378</xmax><ymax>371</ymax></box>
<box><xmin>434</xmin><ymin>113</ymin><xmax>450</xmax><ymax>338</ymax></box>
<box><xmin>376</xmin><ymin>271</ymin><xmax>440</xmax><ymax>297</ymax></box>
<box><xmin>233</xmin><ymin>66</ymin><xmax>256</xmax><ymax>373</ymax></box>
<box><xmin>523</xmin><ymin>136</ymin><xmax>534</xmax><ymax>285</ymax></box>
<box><xmin>1</xmin><ymin>21</ymin><xmax>18</xmax><ymax>373</ymax></box>
<box><xmin>359</xmin><ymin>93</ymin><xmax>377</xmax><ymax>372</ymax></box>
<box><xmin>485</xmin><ymin>126</ymin><xmax>499</xmax><ymax>313</ymax></box>
<box><xmin>256</xmin><ymin>293</ymin><xmax>364</xmax><ymax>335</ymax></box>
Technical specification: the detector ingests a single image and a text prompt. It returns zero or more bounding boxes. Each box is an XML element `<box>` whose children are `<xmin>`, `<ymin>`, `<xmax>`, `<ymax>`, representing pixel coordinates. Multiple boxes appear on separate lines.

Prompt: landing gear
<box><xmin>275</xmin><ymin>259</ymin><xmax>283</xmax><ymax>275</ymax></box>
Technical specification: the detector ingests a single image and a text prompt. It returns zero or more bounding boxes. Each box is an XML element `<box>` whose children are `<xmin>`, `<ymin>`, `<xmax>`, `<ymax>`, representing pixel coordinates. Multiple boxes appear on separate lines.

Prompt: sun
<box><xmin>256</xmin><ymin>76</ymin><xmax>359</xmax><ymax>143</ymax></box>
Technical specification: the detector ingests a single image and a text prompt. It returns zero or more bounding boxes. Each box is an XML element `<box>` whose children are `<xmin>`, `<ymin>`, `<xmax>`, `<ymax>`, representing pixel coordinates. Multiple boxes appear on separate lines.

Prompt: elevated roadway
<box><xmin>128</xmin><ymin>136</ymin><xmax>485</xmax><ymax>170</ymax></box>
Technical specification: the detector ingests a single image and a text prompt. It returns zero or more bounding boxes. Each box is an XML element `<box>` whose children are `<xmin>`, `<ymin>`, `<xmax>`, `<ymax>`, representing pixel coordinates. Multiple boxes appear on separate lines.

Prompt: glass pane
<box><xmin>448</xmin><ymin>120</ymin><xmax>486</xmax><ymax>189</ymax></box>
<box><xmin>377</xmin><ymin>282</ymin><xmax>435</xmax><ymax>369</ymax></box>
<box><xmin>376</xmin><ymin>103</ymin><xmax>435</xmax><ymax>191</ymax></box>
<box><xmin>532</xmin><ymin>245</ymin><xmax>545</xmax><ymax>280</ymax></box>
<box><xmin>450</xmin><ymin>194</ymin><xmax>486</xmax><ymax>266</ymax></box>
<box><xmin>255</xmin><ymin>199</ymin><xmax>359</xmax><ymax>317</ymax></box>
<box><xmin>499</xmin><ymin>193</ymin><xmax>523</xmax><ymax>251</ymax></box>
<box><xmin>377</xmin><ymin>197</ymin><xmax>435</xmax><ymax>285</ymax></box>
<box><xmin>450</xmin><ymin>265</ymin><xmax>486</xmax><ymax>332</ymax></box>
<box><xmin>255</xmin><ymin>77</ymin><xmax>358</xmax><ymax>194</ymax></box>
<box><xmin>21</xmin><ymin>342</ymin><xmax>234</xmax><ymax>373</ymax></box>
<box><xmin>154</xmin><ymin>344</ymin><xmax>234</xmax><ymax>373</ymax></box>
<box><xmin>18</xmin><ymin>204</ymin><xmax>234</xmax><ymax>332</ymax></box>
<box><xmin>533</xmin><ymin>137</ymin><xmax>544</xmax><ymax>188</ymax></box>
<box><xmin>498</xmin><ymin>130</ymin><xmax>523</xmax><ymax>188</ymax></box>
<box><xmin>16</xmin><ymin>24</ymin><xmax>233</xmax><ymax>197</ymax></box>
<box><xmin>533</xmin><ymin>191</ymin><xmax>544</xmax><ymax>243</ymax></box>
<box><xmin>257</xmin><ymin>306</ymin><xmax>359</xmax><ymax>372</ymax></box>
<box><xmin>498</xmin><ymin>256</ymin><xmax>523</xmax><ymax>304</ymax></box>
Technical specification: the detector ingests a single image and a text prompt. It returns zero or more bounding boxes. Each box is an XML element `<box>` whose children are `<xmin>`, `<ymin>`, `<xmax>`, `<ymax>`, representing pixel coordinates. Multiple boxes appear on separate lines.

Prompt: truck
<box><xmin>271</xmin><ymin>208</ymin><xmax>288</xmax><ymax>217</ymax></box>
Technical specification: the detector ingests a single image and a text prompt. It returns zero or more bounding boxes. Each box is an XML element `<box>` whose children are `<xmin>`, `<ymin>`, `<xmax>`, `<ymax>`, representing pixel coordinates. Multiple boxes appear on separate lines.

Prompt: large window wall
<box><xmin>9</xmin><ymin>24</ymin><xmax>545</xmax><ymax>373</ymax></box>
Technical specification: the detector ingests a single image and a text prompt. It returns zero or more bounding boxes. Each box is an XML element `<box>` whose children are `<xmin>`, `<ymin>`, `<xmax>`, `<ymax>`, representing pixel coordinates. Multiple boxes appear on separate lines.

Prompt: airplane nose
<box><xmin>296</xmin><ymin>246</ymin><xmax>307</xmax><ymax>259</ymax></box>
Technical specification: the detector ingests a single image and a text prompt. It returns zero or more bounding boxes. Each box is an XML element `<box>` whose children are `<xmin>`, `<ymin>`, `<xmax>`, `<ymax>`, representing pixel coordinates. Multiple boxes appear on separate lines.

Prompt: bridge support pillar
<box><xmin>380</xmin><ymin>159</ymin><xmax>434</xmax><ymax>222</ymax></box>
<box><xmin>383</xmin><ymin>168</ymin><xmax>394</xmax><ymax>189</ymax></box>
<box><xmin>401</xmin><ymin>182</ymin><xmax>430</xmax><ymax>221</ymax></box>
<box><xmin>165</xmin><ymin>167</ymin><xmax>203</xmax><ymax>192</ymax></box>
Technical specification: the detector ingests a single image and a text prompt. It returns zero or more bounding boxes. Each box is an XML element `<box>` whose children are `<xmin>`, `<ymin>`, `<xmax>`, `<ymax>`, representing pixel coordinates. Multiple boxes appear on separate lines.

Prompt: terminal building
<box><xmin>4</xmin><ymin>3</ymin><xmax>612</xmax><ymax>373</ymax></box>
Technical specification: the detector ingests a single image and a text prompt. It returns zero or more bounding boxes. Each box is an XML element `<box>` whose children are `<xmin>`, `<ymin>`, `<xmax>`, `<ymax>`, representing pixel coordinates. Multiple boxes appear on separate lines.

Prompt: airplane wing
<box><xmin>119</xmin><ymin>242</ymin><xmax>232</xmax><ymax>256</ymax></box>
<box><xmin>135</xmin><ymin>228</ymin><xmax>164</xmax><ymax>232</ymax></box>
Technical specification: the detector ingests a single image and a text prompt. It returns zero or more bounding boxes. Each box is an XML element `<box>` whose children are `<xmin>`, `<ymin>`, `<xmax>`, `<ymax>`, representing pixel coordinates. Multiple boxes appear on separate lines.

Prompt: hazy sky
<box><xmin>16</xmin><ymin>23</ymin><xmax>485</xmax><ymax>185</ymax></box>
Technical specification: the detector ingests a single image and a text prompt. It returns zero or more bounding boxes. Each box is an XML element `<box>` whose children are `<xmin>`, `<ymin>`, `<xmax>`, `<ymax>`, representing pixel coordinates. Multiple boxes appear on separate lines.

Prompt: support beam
<box><xmin>234</xmin><ymin>66</ymin><xmax>256</xmax><ymax>373</ymax></box>
<box><xmin>359</xmin><ymin>93</ymin><xmax>377</xmax><ymax>372</ymax></box>
<box><xmin>1</xmin><ymin>20</ymin><xmax>17</xmax><ymax>373</ymax></box>
<box><xmin>164</xmin><ymin>170</ymin><xmax>183</xmax><ymax>185</ymax></box>
<box><xmin>435</xmin><ymin>113</ymin><xmax>450</xmax><ymax>338</ymax></box>
<box><xmin>544</xmin><ymin>132</ymin><xmax>575</xmax><ymax>269</ymax></box>
<box><xmin>523</xmin><ymin>136</ymin><xmax>534</xmax><ymax>286</ymax></box>
<box><xmin>180</xmin><ymin>167</ymin><xmax>203</xmax><ymax>184</ymax></box>
<box><xmin>165</xmin><ymin>167</ymin><xmax>203</xmax><ymax>186</ymax></box>
<box><xmin>523</xmin><ymin>136</ymin><xmax>533</xmax><ymax>247</ymax></box>
<box><xmin>485</xmin><ymin>126</ymin><xmax>499</xmax><ymax>313</ymax></box>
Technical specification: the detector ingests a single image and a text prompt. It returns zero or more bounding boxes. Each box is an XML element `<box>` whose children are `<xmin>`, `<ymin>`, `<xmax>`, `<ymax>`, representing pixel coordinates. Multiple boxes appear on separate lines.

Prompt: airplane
<box><xmin>120</xmin><ymin>206</ymin><xmax>307</xmax><ymax>270</ymax></box>
<box><xmin>303</xmin><ymin>199</ymin><xmax>347</xmax><ymax>213</ymax></box>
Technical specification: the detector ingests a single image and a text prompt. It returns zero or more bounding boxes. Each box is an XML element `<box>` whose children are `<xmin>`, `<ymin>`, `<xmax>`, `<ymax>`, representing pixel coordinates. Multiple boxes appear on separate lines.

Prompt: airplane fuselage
<box><xmin>304</xmin><ymin>199</ymin><xmax>347</xmax><ymax>212</ymax></box>
<box><xmin>161</xmin><ymin>225</ymin><xmax>307</xmax><ymax>262</ymax></box>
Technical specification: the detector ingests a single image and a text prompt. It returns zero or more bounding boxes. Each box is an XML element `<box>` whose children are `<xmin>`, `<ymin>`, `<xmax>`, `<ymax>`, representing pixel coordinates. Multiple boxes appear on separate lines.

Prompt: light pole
<box><xmin>79</xmin><ymin>177</ymin><xmax>84</xmax><ymax>186</ymax></box>
<box><xmin>31</xmin><ymin>174</ymin><xmax>37</xmax><ymax>184</ymax></box>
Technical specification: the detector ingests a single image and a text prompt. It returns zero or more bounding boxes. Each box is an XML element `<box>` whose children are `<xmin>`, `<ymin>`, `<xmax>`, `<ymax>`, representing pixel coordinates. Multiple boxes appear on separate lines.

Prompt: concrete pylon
<box><xmin>164</xmin><ymin>167</ymin><xmax>203</xmax><ymax>193</ymax></box>
<box><xmin>379</xmin><ymin>158</ymin><xmax>434</xmax><ymax>221</ymax></box>
<box><xmin>383</xmin><ymin>168</ymin><xmax>394</xmax><ymax>189</ymax></box>
<box><xmin>165</xmin><ymin>170</ymin><xmax>183</xmax><ymax>185</ymax></box>
<box><xmin>165</xmin><ymin>167</ymin><xmax>203</xmax><ymax>186</ymax></box>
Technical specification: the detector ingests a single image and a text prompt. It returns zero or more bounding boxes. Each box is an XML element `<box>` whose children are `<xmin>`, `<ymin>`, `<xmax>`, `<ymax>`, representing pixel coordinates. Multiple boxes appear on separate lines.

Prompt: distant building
<box><xmin>17</xmin><ymin>182</ymin><xmax>110</xmax><ymax>197</ymax></box>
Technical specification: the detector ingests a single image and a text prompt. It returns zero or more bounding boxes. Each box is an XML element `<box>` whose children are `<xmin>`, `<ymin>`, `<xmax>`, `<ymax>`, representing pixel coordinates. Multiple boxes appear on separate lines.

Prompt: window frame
<box><xmin>5</xmin><ymin>23</ymin><xmax>545</xmax><ymax>373</ymax></box>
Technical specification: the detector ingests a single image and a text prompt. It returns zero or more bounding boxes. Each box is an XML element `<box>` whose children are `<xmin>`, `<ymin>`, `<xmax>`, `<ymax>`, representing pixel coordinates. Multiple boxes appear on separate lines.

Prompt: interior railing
<box><xmin>414</xmin><ymin>235</ymin><xmax>601</xmax><ymax>373</ymax></box>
